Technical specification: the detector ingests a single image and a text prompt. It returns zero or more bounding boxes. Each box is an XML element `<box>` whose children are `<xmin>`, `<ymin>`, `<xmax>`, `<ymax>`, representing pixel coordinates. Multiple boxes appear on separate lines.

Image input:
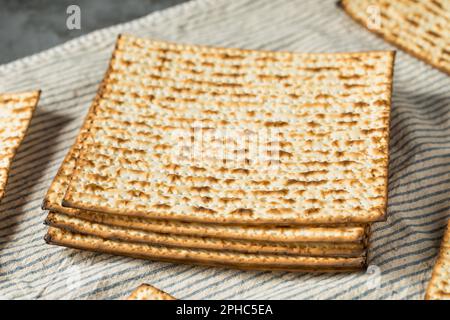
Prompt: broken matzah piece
<box><xmin>127</xmin><ymin>284</ymin><xmax>176</xmax><ymax>300</ymax></box>
<box><xmin>45</xmin><ymin>212</ymin><xmax>366</xmax><ymax>257</ymax></box>
<box><xmin>342</xmin><ymin>0</ymin><xmax>450</xmax><ymax>75</ymax></box>
<box><xmin>0</xmin><ymin>91</ymin><xmax>40</xmax><ymax>200</ymax></box>
<box><xmin>62</xmin><ymin>34</ymin><xmax>394</xmax><ymax>225</ymax></box>
<box><xmin>42</xmin><ymin>91</ymin><xmax>369</xmax><ymax>244</ymax></box>
<box><xmin>425</xmin><ymin>220</ymin><xmax>450</xmax><ymax>300</ymax></box>
<box><xmin>45</xmin><ymin>227</ymin><xmax>366</xmax><ymax>272</ymax></box>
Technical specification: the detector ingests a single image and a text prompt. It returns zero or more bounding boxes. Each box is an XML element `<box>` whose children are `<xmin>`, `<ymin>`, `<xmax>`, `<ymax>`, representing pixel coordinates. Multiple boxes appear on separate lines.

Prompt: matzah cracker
<box><xmin>45</xmin><ymin>227</ymin><xmax>366</xmax><ymax>272</ymax></box>
<box><xmin>51</xmin><ymin>207</ymin><xmax>367</xmax><ymax>243</ymax></box>
<box><xmin>0</xmin><ymin>91</ymin><xmax>40</xmax><ymax>200</ymax></box>
<box><xmin>425</xmin><ymin>220</ymin><xmax>450</xmax><ymax>300</ymax></box>
<box><xmin>127</xmin><ymin>284</ymin><xmax>176</xmax><ymax>300</ymax></box>
<box><xmin>43</xmin><ymin>99</ymin><xmax>368</xmax><ymax>244</ymax></box>
<box><xmin>342</xmin><ymin>0</ymin><xmax>450</xmax><ymax>75</ymax></box>
<box><xmin>46</xmin><ymin>212</ymin><xmax>366</xmax><ymax>257</ymax></box>
<box><xmin>62</xmin><ymin>34</ymin><xmax>394</xmax><ymax>225</ymax></box>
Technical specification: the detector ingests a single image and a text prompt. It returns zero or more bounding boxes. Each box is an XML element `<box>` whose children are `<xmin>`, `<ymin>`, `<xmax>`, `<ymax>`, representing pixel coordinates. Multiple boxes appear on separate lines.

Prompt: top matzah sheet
<box><xmin>426</xmin><ymin>220</ymin><xmax>450</xmax><ymax>300</ymax></box>
<box><xmin>342</xmin><ymin>0</ymin><xmax>450</xmax><ymax>75</ymax></box>
<box><xmin>62</xmin><ymin>34</ymin><xmax>394</xmax><ymax>225</ymax></box>
<box><xmin>127</xmin><ymin>284</ymin><xmax>176</xmax><ymax>300</ymax></box>
<box><xmin>0</xmin><ymin>91</ymin><xmax>40</xmax><ymax>200</ymax></box>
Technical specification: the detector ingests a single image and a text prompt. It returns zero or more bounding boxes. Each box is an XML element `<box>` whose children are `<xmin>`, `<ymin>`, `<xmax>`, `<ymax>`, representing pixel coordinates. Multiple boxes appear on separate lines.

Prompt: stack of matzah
<box><xmin>43</xmin><ymin>34</ymin><xmax>395</xmax><ymax>272</ymax></box>
<box><xmin>0</xmin><ymin>91</ymin><xmax>40</xmax><ymax>201</ymax></box>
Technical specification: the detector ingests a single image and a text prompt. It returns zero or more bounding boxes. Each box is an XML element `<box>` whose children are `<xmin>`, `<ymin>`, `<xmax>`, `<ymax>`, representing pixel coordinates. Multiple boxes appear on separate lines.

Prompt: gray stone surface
<box><xmin>0</xmin><ymin>0</ymin><xmax>189</xmax><ymax>64</ymax></box>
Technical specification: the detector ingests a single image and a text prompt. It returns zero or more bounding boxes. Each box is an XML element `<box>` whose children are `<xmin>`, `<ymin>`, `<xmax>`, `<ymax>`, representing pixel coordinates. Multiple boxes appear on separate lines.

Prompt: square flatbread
<box><xmin>0</xmin><ymin>91</ymin><xmax>40</xmax><ymax>200</ymax></box>
<box><xmin>45</xmin><ymin>212</ymin><xmax>366</xmax><ymax>257</ymax></box>
<box><xmin>426</xmin><ymin>220</ymin><xmax>450</xmax><ymax>300</ymax></box>
<box><xmin>45</xmin><ymin>227</ymin><xmax>366</xmax><ymax>272</ymax></box>
<box><xmin>342</xmin><ymin>0</ymin><xmax>450</xmax><ymax>75</ymax></box>
<box><xmin>127</xmin><ymin>284</ymin><xmax>176</xmax><ymax>300</ymax></box>
<box><xmin>61</xmin><ymin>34</ymin><xmax>394</xmax><ymax>225</ymax></box>
<box><xmin>43</xmin><ymin>72</ymin><xmax>369</xmax><ymax>244</ymax></box>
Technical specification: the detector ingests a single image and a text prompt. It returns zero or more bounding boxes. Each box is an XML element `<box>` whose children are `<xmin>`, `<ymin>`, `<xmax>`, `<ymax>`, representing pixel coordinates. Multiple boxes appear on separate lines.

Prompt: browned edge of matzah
<box><xmin>127</xmin><ymin>284</ymin><xmax>176</xmax><ymax>300</ymax></box>
<box><xmin>45</xmin><ymin>227</ymin><xmax>367</xmax><ymax>272</ymax></box>
<box><xmin>60</xmin><ymin>34</ymin><xmax>394</xmax><ymax>225</ymax></box>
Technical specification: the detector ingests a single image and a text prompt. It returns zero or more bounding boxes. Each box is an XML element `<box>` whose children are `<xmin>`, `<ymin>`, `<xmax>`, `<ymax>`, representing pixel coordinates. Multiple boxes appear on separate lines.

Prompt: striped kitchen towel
<box><xmin>0</xmin><ymin>0</ymin><xmax>448</xmax><ymax>299</ymax></box>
